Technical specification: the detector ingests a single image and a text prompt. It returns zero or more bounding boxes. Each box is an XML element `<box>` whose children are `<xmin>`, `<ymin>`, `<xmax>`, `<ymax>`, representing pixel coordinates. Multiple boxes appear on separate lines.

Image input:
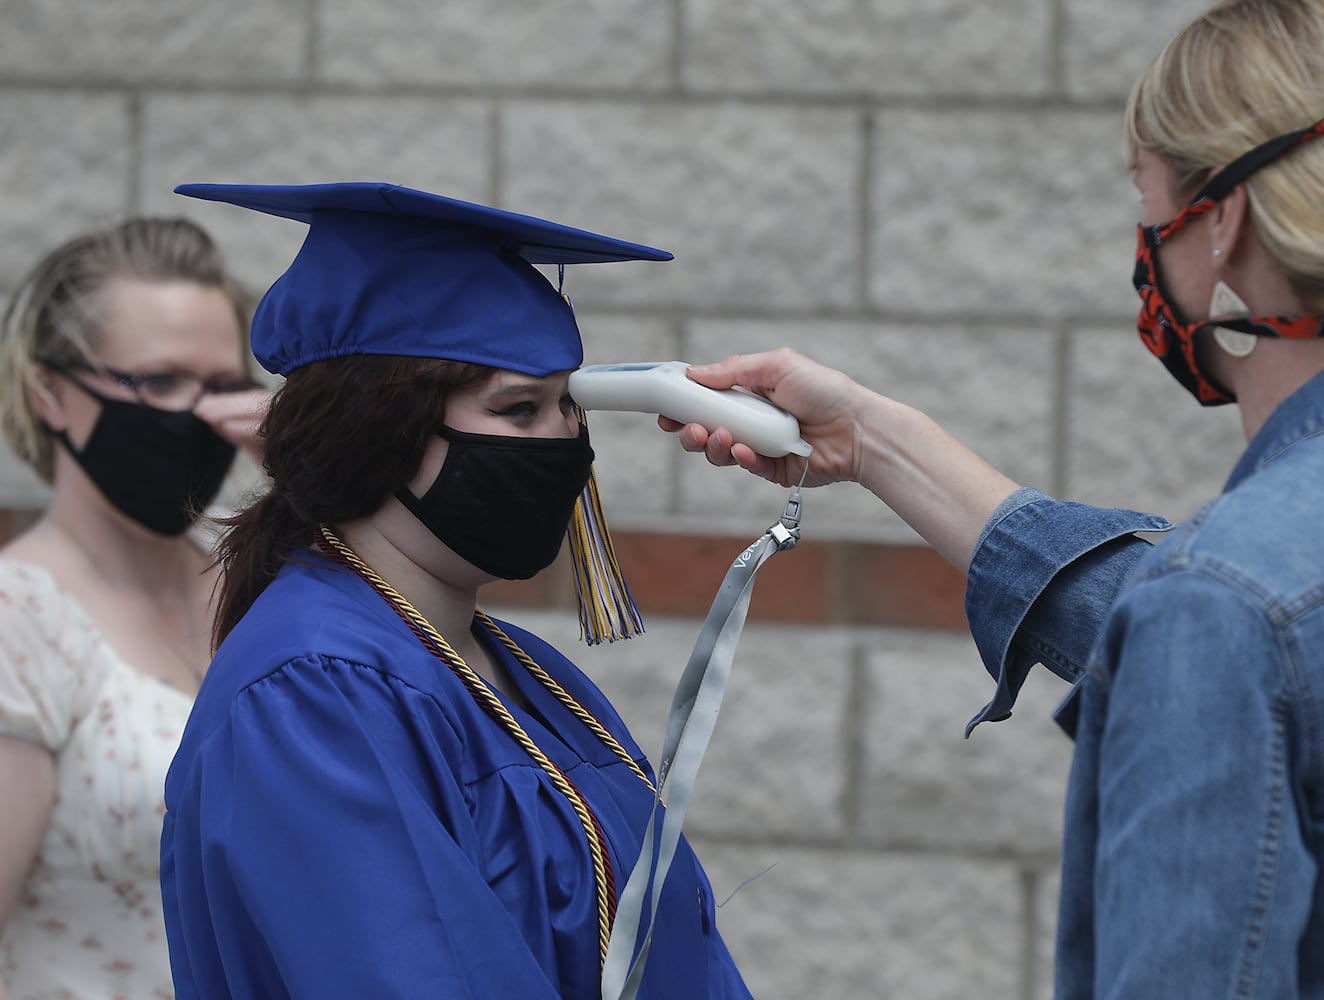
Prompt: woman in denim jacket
<box><xmin>669</xmin><ymin>0</ymin><xmax>1324</xmax><ymax>995</ymax></box>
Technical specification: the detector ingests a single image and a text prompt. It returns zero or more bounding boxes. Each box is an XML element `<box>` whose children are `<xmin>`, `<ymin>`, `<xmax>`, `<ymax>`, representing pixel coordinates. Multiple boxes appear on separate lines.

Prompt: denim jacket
<box><xmin>964</xmin><ymin>369</ymin><xmax>1324</xmax><ymax>999</ymax></box>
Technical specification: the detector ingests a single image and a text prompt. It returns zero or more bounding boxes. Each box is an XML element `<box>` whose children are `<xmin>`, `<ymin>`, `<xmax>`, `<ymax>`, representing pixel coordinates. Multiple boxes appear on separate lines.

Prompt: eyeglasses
<box><xmin>43</xmin><ymin>359</ymin><xmax>262</xmax><ymax>412</ymax></box>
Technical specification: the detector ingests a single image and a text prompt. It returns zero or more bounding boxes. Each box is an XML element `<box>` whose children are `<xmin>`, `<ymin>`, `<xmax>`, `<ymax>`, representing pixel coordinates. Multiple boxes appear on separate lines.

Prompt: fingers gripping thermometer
<box><xmin>568</xmin><ymin>361</ymin><xmax>812</xmax><ymax>458</ymax></box>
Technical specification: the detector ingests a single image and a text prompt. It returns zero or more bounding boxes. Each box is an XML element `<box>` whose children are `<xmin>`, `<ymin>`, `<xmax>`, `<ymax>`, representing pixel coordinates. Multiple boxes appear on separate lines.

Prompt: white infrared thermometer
<box><xmin>569</xmin><ymin>361</ymin><xmax>812</xmax><ymax>458</ymax></box>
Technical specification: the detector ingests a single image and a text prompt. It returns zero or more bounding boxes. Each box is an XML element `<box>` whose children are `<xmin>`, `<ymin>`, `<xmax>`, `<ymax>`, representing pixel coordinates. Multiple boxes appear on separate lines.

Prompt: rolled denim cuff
<box><xmin>963</xmin><ymin>488</ymin><xmax>1171</xmax><ymax>736</ymax></box>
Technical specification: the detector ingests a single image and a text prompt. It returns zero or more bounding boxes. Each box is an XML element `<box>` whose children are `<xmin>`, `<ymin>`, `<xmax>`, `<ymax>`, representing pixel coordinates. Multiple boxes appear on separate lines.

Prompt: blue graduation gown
<box><xmin>161</xmin><ymin>555</ymin><xmax>752</xmax><ymax>999</ymax></box>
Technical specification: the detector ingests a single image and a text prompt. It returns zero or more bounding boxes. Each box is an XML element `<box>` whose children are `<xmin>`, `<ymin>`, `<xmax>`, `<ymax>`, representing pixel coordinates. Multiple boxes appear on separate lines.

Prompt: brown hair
<box><xmin>212</xmin><ymin>354</ymin><xmax>490</xmax><ymax>647</ymax></box>
<box><xmin>0</xmin><ymin>217</ymin><xmax>251</xmax><ymax>481</ymax></box>
<box><xmin>1123</xmin><ymin>0</ymin><xmax>1324</xmax><ymax>305</ymax></box>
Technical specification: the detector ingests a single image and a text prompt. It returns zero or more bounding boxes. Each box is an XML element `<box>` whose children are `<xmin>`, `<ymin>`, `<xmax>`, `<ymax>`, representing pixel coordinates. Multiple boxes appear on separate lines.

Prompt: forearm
<box><xmin>852</xmin><ymin>392</ymin><xmax>1020</xmax><ymax>573</ymax></box>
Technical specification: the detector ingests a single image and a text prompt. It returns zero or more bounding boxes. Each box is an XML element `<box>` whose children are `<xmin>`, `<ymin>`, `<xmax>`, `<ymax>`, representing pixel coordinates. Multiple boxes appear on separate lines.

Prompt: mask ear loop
<box><xmin>1193</xmin><ymin>116</ymin><xmax>1324</xmax><ymax>204</ymax></box>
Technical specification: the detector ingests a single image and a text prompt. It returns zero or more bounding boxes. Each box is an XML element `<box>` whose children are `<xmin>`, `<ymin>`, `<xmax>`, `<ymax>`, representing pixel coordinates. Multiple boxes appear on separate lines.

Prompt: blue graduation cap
<box><xmin>174</xmin><ymin>182</ymin><xmax>673</xmax><ymax>377</ymax></box>
<box><xmin>176</xmin><ymin>180</ymin><xmax>669</xmax><ymax>645</ymax></box>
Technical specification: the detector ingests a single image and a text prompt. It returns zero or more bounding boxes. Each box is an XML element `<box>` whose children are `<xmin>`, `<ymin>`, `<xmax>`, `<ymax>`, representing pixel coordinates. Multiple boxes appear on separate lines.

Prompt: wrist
<box><xmin>852</xmin><ymin>392</ymin><xmax>924</xmax><ymax>493</ymax></box>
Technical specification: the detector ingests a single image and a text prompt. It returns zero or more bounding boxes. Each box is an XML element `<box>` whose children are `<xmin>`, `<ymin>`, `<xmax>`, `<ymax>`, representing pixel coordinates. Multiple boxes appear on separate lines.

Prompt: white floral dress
<box><xmin>0</xmin><ymin>560</ymin><xmax>189</xmax><ymax>1000</ymax></box>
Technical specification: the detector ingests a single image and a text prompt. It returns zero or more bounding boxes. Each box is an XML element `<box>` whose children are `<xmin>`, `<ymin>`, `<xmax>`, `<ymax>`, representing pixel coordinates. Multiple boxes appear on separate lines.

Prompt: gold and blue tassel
<box><xmin>566</xmin><ymin>409</ymin><xmax>645</xmax><ymax>644</ymax></box>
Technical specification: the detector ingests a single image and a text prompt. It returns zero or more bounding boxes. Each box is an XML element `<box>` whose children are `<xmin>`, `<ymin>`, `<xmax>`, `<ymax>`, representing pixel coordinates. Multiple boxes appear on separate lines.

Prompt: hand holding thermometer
<box><xmin>568</xmin><ymin>361</ymin><xmax>812</xmax><ymax>458</ymax></box>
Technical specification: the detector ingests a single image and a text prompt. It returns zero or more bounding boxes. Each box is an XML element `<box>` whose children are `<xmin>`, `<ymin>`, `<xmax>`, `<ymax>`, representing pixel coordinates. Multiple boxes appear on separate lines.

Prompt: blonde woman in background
<box><xmin>672</xmin><ymin>0</ymin><xmax>1324</xmax><ymax>995</ymax></box>
<box><xmin>0</xmin><ymin>218</ymin><xmax>267</xmax><ymax>999</ymax></box>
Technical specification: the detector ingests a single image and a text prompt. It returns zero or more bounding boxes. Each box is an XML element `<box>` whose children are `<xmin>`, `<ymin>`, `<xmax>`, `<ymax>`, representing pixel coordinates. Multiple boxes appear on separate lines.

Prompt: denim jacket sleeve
<box><xmin>963</xmin><ymin>488</ymin><xmax>1173</xmax><ymax>735</ymax></box>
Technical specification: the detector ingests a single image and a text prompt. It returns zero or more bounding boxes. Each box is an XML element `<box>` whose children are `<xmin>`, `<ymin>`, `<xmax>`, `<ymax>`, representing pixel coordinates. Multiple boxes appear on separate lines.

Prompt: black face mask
<box><xmin>52</xmin><ymin>382</ymin><xmax>237</xmax><ymax>537</ymax></box>
<box><xmin>396</xmin><ymin>425</ymin><xmax>594</xmax><ymax>580</ymax></box>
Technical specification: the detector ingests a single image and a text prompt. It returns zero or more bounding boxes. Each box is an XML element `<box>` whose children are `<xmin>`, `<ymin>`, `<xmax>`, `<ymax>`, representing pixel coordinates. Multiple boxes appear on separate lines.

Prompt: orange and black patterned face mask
<box><xmin>1133</xmin><ymin>116</ymin><xmax>1324</xmax><ymax>405</ymax></box>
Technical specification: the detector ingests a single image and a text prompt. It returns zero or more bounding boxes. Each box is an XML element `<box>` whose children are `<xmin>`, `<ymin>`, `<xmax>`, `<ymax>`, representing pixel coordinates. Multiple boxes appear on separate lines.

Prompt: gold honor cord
<box><xmin>315</xmin><ymin>526</ymin><xmax>652</xmax><ymax>969</ymax></box>
<box><xmin>477</xmin><ymin>611</ymin><xmax>655</xmax><ymax>794</ymax></box>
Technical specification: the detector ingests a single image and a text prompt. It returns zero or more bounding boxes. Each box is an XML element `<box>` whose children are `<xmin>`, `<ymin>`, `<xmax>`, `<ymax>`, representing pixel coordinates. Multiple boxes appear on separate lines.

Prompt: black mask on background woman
<box><xmin>51</xmin><ymin>381</ymin><xmax>237</xmax><ymax>536</ymax></box>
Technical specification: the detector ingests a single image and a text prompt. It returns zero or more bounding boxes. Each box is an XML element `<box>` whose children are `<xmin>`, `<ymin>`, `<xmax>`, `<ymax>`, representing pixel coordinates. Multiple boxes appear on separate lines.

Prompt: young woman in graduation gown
<box><xmin>159</xmin><ymin>182</ymin><xmax>754</xmax><ymax>1000</ymax></box>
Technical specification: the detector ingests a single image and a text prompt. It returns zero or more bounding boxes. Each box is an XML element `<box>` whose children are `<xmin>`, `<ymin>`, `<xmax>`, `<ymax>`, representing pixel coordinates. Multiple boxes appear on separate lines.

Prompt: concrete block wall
<box><xmin>0</xmin><ymin>1</ymin><xmax>1247</xmax><ymax>996</ymax></box>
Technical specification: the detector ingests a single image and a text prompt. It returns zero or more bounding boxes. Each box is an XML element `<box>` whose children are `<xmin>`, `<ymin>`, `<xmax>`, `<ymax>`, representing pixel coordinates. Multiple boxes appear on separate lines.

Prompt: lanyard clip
<box><xmin>768</xmin><ymin>486</ymin><xmax>803</xmax><ymax>551</ymax></box>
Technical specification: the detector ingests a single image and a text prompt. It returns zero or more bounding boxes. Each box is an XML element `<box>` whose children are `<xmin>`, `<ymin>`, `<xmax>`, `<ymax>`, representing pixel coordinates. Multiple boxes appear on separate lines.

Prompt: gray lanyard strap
<box><xmin>601</xmin><ymin>486</ymin><xmax>804</xmax><ymax>1000</ymax></box>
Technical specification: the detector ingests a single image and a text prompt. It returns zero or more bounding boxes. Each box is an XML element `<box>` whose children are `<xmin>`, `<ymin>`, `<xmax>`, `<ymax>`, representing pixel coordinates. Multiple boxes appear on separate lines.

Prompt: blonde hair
<box><xmin>0</xmin><ymin>218</ymin><xmax>250</xmax><ymax>481</ymax></box>
<box><xmin>1124</xmin><ymin>0</ymin><xmax>1324</xmax><ymax>306</ymax></box>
